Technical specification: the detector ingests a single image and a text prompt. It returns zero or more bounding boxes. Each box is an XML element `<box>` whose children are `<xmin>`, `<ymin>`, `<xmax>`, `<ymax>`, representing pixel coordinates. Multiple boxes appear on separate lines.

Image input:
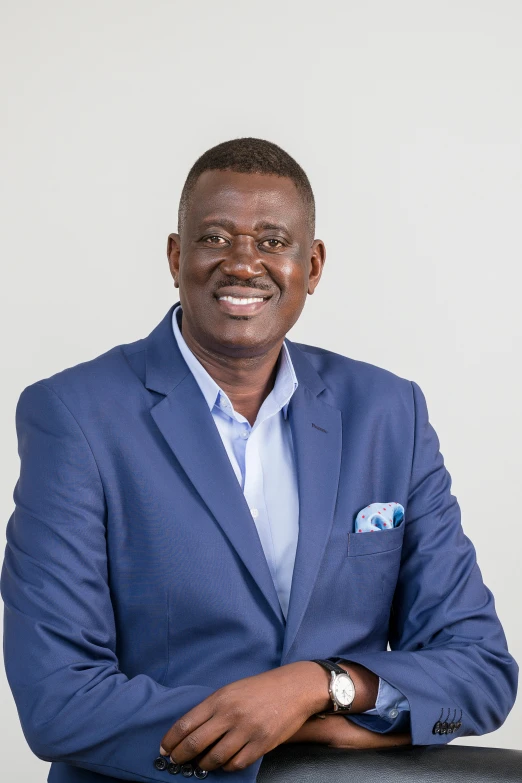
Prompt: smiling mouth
<box><xmin>214</xmin><ymin>291</ymin><xmax>272</xmax><ymax>316</ymax></box>
<box><xmin>217</xmin><ymin>295</ymin><xmax>267</xmax><ymax>306</ymax></box>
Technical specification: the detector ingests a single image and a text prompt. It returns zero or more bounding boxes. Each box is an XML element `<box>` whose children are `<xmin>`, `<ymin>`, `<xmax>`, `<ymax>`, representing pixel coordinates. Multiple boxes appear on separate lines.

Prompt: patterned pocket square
<box><xmin>354</xmin><ymin>501</ymin><xmax>405</xmax><ymax>533</ymax></box>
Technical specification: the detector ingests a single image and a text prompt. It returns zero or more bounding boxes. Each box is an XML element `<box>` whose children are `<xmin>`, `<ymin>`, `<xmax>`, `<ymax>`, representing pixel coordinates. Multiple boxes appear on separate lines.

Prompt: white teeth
<box><xmin>218</xmin><ymin>296</ymin><xmax>265</xmax><ymax>305</ymax></box>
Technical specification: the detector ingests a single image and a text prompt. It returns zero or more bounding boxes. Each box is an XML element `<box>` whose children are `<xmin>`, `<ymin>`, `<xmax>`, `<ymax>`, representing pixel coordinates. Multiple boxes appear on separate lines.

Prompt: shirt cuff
<box><xmin>362</xmin><ymin>676</ymin><xmax>411</xmax><ymax>722</ymax></box>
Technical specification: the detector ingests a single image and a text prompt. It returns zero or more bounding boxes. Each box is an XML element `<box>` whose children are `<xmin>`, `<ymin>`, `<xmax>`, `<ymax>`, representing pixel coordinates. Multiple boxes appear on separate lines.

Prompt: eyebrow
<box><xmin>198</xmin><ymin>218</ymin><xmax>291</xmax><ymax>234</ymax></box>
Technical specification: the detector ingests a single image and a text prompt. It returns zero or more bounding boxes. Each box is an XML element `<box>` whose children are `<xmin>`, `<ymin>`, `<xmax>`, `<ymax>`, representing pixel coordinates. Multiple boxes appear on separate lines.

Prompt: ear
<box><xmin>167</xmin><ymin>233</ymin><xmax>181</xmax><ymax>288</ymax></box>
<box><xmin>307</xmin><ymin>239</ymin><xmax>326</xmax><ymax>295</ymax></box>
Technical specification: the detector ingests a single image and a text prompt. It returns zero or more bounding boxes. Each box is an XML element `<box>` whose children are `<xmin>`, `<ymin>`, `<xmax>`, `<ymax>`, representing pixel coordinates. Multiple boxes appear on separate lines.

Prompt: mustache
<box><xmin>214</xmin><ymin>276</ymin><xmax>275</xmax><ymax>293</ymax></box>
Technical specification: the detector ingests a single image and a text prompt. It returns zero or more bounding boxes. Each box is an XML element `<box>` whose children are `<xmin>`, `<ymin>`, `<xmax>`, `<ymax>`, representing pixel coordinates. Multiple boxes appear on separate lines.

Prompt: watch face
<box><xmin>333</xmin><ymin>673</ymin><xmax>355</xmax><ymax>707</ymax></box>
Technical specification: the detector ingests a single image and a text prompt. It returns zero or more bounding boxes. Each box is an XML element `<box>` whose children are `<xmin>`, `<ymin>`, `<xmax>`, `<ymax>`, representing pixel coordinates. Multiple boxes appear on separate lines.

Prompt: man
<box><xmin>1</xmin><ymin>138</ymin><xmax>517</xmax><ymax>783</ymax></box>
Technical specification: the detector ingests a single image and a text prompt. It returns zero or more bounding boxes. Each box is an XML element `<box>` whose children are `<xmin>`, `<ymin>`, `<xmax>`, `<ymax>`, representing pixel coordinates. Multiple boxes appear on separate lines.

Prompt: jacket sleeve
<box><xmin>0</xmin><ymin>382</ymin><xmax>216</xmax><ymax>782</ymax></box>
<box><xmin>342</xmin><ymin>380</ymin><xmax>518</xmax><ymax>744</ymax></box>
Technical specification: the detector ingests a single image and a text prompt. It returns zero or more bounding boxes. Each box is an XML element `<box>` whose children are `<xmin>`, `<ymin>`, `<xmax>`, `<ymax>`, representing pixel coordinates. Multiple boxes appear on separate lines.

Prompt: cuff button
<box><xmin>168</xmin><ymin>761</ymin><xmax>181</xmax><ymax>774</ymax></box>
<box><xmin>181</xmin><ymin>764</ymin><xmax>194</xmax><ymax>777</ymax></box>
<box><xmin>154</xmin><ymin>756</ymin><xmax>169</xmax><ymax>771</ymax></box>
<box><xmin>194</xmin><ymin>768</ymin><xmax>209</xmax><ymax>779</ymax></box>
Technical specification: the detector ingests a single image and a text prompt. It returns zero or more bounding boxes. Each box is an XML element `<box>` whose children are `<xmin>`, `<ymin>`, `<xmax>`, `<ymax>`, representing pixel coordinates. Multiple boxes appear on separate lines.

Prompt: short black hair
<box><xmin>177</xmin><ymin>137</ymin><xmax>315</xmax><ymax>237</ymax></box>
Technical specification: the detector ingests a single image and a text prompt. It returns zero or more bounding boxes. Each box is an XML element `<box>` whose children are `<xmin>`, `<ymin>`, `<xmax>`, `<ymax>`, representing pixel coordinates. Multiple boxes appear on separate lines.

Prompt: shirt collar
<box><xmin>171</xmin><ymin>304</ymin><xmax>298</xmax><ymax>420</ymax></box>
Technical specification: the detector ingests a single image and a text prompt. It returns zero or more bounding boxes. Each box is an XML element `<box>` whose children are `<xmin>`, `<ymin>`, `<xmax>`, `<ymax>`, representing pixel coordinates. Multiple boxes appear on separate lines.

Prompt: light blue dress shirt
<box><xmin>171</xmin><ymin>304</ymin><xmax>409</xmax><ymax>722</ymax></box>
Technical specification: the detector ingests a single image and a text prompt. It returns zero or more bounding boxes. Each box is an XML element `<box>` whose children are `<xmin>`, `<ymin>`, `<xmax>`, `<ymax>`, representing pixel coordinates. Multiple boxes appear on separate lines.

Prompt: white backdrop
<box><xmin>1</xmin><ymin>1</ymin><xmax>521</xmax><ymax>778</ymax></box>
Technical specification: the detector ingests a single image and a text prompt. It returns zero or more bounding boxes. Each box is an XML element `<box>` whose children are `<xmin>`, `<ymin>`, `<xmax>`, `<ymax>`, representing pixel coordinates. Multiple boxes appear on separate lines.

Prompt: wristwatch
<box><xmin>311</xmin><ymin>659</ymin><xmax>356</xmax><ymax>718</ymax></box>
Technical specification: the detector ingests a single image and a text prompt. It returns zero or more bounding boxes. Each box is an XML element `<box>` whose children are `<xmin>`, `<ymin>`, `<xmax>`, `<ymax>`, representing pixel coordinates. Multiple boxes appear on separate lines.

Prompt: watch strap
<box><xmin>311</xmin><ymin>659</ymin><xmax>347</xmax><ymax>676</ymax></box>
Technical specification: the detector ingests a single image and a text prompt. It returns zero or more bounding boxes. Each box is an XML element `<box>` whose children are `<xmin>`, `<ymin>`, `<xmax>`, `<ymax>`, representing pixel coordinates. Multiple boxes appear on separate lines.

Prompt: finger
<box><xmin>220</xmin><ymin>740</ymin><xmax>265</xmax><ymax>774</ymax></box>
<box><xmin>196</xmin><ymin>730</ymin><xmax>249</xmax><ymax>772</ymax></box>
<box><xmin>169</xmin><ymin>718</ymin><xmax>227</xmax><ymax>765</ymax></box>
<box><xmin>160</xmin><ymin>700</ymin><xmax>215</xmax><ymax>754</ymax></box>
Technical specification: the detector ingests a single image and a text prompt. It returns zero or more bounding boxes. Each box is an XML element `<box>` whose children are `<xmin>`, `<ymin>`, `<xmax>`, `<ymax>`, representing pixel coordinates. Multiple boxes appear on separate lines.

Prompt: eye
<box><xmin>202</xmin><ymin>235</ymin><xmax>227</xmax><ymax>245</ymax></box>
<box><xmin>260</xmin><ymin>238</ymin><xmax>285</xmax><ymax>249</ymax></box>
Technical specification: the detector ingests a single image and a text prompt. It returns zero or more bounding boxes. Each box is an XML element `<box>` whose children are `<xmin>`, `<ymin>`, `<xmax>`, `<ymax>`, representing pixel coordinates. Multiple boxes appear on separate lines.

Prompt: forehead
<box><xmin>185</xmin><ymin>170</ymin><xmax>307</xmax><ymax>230</ymax></box>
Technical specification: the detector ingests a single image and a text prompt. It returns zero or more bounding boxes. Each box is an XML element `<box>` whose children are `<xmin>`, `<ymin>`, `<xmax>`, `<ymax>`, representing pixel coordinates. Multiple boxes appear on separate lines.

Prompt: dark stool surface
<box><xmin>257</xmin><ymin>743</ymin><xmax>522</xmax><ymax>782</ymax></box>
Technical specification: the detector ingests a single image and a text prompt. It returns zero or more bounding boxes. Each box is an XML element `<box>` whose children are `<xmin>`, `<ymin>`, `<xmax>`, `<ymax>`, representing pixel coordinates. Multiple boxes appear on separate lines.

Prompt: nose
<box><xmin>219</xmin><ymin>235</ymin><xmax>265</xmax><ymax>279</ymax></box>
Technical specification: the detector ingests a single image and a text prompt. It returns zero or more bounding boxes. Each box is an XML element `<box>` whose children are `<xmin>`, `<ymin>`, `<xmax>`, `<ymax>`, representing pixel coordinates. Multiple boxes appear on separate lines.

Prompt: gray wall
<box><xmin>1</xmin><ymin>1</ymin><xmax>520</xmax><ymax>778</ymax></box>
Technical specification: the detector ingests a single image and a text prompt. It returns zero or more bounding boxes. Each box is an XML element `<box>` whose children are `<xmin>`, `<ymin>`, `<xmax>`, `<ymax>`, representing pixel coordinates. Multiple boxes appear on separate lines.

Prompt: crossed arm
<box><xmin>158</xmin><ymin>660</ymin><xmax>411</xmax><ymax>774</ymax></box>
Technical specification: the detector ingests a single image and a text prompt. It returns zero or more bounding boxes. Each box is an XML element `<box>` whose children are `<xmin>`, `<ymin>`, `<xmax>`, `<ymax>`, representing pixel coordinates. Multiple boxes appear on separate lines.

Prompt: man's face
<box><xmin>167</xmin><ymin>170</ymin><xmax>325</xmax><ymax>357</ymax></box>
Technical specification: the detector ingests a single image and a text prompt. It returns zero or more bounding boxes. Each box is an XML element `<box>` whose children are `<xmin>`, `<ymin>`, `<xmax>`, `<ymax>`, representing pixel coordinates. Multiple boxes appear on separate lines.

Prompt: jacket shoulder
<box><xmin>293</xmin><ymin>341</ymin><xmax>412</xmax><ymax>389</ymax></box>
<box><xmin>17</xmin><ymin>335</ymin><xmax>147</xmax><ymax>405</ymax></box>
<box><xmin>291</xmin><ymin>341</ymin><xmax>416</xmax><ymax>421</ymax></box>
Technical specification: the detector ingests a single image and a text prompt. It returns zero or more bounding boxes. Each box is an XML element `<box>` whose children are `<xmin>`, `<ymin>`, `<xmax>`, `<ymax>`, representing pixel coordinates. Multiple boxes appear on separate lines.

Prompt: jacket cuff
<box><xmin>330</xmin><ymin>652</ymin><xmax>470</xmax><ymax>743</ymax></box>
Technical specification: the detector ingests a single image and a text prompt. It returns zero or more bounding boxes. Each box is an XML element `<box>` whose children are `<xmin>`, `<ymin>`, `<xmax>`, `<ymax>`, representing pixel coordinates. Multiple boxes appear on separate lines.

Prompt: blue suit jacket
<box><xmin>1</xmin><ymin>303</ymin><xmax>517</xmax><ymax>783</ymax></box>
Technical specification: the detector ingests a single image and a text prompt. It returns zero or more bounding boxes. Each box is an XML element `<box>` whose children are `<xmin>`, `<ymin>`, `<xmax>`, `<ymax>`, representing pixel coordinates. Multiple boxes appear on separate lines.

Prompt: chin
<box><xmin>212</xmin><ymin>332</ymin><xmax>271</xmax><ymax>355</ymax></box>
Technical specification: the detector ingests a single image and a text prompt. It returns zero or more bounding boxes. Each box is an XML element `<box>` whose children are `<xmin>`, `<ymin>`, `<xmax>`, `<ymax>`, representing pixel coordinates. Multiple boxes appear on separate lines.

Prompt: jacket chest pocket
<box><xmin>347</xmin><ymin>525</ymin><xmax>406</xmax><ymax>618</ymax></box>
<box><xmin>347</xmin><ymin>521</ymin><xmax>405</xmax><ymax>557</ymax></box>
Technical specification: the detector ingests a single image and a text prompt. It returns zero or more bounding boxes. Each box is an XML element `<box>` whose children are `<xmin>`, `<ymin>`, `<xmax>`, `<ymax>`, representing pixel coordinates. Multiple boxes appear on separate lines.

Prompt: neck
<box><xmin>180</xmin><ymin>318</ymin><xmax>284</xmax><ymax>427</ymax></box>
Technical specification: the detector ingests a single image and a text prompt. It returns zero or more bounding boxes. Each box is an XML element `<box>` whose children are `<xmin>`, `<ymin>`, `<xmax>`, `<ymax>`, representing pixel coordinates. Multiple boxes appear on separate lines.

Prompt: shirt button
<box><xmin>251</xmin><ymin>508</ymin><xmax>259</xmax><ymax>519</ymax></box>
<box><xmin>241</xmin><ymin>430</ymin><xmax>249</xmax><ymax>439</ymax></box>
<box><xmin>389</xmin><ymin>708</ymin><xmax>399</xmax><ymax>719</ymax></box>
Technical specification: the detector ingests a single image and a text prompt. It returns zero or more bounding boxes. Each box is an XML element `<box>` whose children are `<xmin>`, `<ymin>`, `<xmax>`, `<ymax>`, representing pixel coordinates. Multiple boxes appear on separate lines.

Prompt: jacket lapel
<box><xmin>144</xmin><ymin>304</ymin><xmax>285</xmax><ymax>626</ymax></box>
<box><xmin>141</xmin><ymin>304</ymin><xmax>343</xmax><ymax>648</ymax></box>
<box><xmin>281</xmin><ymin>341</ymin><xmax>343</xmax><ymax>661</ymax></box>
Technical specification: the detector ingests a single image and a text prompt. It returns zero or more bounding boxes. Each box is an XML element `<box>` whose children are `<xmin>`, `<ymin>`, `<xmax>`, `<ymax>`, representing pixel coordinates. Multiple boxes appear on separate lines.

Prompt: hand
<box><xmin>283</xmin><ymin>714</ymin><xmax>412</xmax><ymax>749</ymax></box>
<box><xmin>159</xmin><ymin>661</ymin><xmax>333</xmax><ymax>773</ymax></box>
